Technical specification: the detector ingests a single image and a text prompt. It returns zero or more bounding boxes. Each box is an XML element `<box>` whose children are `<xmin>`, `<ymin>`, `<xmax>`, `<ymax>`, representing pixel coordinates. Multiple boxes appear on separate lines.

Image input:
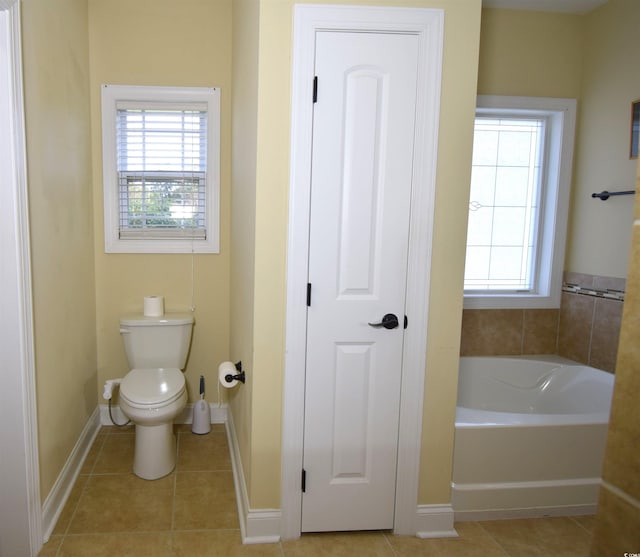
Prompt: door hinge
<box><xmin>404</xmin><ymin>315</ymin><xmax>408</xmax><ymax>329</ymax></box>
<box><xmin>307</xmin><ymin>283</ymin><xmax>312</xmax><ymax>306</ymax></box>
<box><xmin>302</xmin><ymin>469</ymin><xmax>307</xmax><ymax>493</ymax></box>
<box><xmin>313</xmin><ymin>76</ymin><xmax>318</xmax><ymax>103</ymax></box>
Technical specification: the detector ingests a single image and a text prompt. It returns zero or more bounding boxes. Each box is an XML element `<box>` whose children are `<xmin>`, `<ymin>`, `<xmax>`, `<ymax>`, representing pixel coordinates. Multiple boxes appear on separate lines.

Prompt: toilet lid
<box><xmin>120</xmin><ymin>368</ymin><xmax>185</xmax><ymax>406</ymax></box>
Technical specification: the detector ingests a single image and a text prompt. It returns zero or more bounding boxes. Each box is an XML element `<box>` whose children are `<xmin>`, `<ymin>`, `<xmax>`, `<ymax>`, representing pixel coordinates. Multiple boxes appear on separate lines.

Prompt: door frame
<box><xmin>0</xmin><ymin>1</ymin><xmax>42</xmax><ymax>555</ymax></box>
<box><xmin>282</xmin><ymin>4</ymin><xmax>444</xmax><ymax>540</ymax></box>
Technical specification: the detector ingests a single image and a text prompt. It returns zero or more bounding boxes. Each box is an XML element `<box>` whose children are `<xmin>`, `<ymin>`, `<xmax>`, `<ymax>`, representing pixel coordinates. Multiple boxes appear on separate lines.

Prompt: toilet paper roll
<box><xmin>143</xmin><ymin>296</ymin><xmax>164</xmax><ymax>317</ymax></box>
<box><xmin>218</xmin><ymin>361</ymin><xmax>238</xmax><ymax>389</ymax></box>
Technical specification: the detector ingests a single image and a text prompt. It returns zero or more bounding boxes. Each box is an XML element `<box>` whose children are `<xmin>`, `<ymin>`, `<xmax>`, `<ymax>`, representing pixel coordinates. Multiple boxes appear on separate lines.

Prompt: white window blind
<box><xmin>116</xmin><ymin>103</ymin><xmax>208</xmax><ymax>239</ymax></box>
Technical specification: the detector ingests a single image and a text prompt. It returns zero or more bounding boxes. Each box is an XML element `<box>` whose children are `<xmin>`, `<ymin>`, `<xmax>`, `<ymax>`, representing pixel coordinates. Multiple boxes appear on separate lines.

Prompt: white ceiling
<box><xmin>482</xmin><ymin>0</ymin><xmax>608</xmax><ymax>14</ymax></box>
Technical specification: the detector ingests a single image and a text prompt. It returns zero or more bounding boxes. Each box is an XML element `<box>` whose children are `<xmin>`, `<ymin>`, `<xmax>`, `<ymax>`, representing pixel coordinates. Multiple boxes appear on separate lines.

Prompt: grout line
<box><xmin>50</xmin><ymin>432</ymin><xmax>107</xmax><ymax>556</ymax></box>
<box><xmin>601</xmin><ymin>480</ymin><xmax>640</xmax><ymax>511</ymax></box>
<box><xmin>475</xmin><ymin>522</ymin><xmax>512</xmax><ymax>556</ymax></box>
<box><xmin>170</xmin><ymin>432</ymin><xmax>180</xmax><ymax>533</ymax></box>
<box><xmin>587</xmin><ymin>296</ymin><xmax>597</xmax><ymax>367</ymax></box>
<box><xmin>381</xmin><ymin>530</ymin><xmax>401</xmax><ymax>556</ymax></box>
<box><xmin>568</xmin><ymin>515</ymin><xmax>593</xmax><ymax>536</ymax></box>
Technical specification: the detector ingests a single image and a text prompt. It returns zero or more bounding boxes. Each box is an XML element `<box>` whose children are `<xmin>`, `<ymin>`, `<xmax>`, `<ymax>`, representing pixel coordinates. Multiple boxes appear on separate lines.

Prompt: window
<box><xmin>101</xmin><ymin>85</ymin><xmax>220</xmax><ymax>253</ymax></box>
<box><xmin>464</xmin><ymin>96</ymin><xmax>576</xmax><ymax>309</ymax></box>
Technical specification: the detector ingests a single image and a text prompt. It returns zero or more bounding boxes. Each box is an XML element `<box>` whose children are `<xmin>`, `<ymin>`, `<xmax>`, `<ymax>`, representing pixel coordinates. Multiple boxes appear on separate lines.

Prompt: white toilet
<box><xmin>118</xmin><ymin>313</ymin><xmax>194</xmax><ymax>480</ymax></box>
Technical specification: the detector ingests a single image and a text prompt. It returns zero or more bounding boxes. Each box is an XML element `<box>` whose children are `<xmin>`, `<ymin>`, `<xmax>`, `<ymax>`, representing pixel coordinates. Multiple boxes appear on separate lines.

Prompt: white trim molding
<box><xmin>100</xmin><ymin>84</ymin><xmax>221</xmax><ymax>254</ymax></box>
<box><xmin>452</xmin><ymin>477</ymin><xmax>601</xmax><ymax>522</ymax></box>
<box><xmin>463</xmin><ymin>95</ymin><xmax>576</xmax><ymax>310</ymax></box>
<box><xmin>0</xmin><ymin>2</ymin><xmax>42</xmax><ymax>555</ymax></box>
<box><xmin>282</xmin><ymin>4</ymin><xmax>444</xmax><ymax>540</ymax></box>
<box><xmin>227</xmin><ymin>407</ymin><xmax>281</xmax><ymax>544</ymax></box>
<box><xmin>42</xmin><ymin>408</ymin><xmax>101</xmax><ymax>541</ymax></box>
<box><xmin>415</xmin><ymin>505</ymin><xmax>458</xmax><ymax>539</ymax></box>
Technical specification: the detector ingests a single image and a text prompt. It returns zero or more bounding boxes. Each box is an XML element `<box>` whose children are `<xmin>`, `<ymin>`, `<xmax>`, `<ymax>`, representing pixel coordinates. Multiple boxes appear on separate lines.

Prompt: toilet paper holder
<box><xmin>224</xmin><ymin>361</ymin><xmax>246</xmax><ymax>384</ymax></box>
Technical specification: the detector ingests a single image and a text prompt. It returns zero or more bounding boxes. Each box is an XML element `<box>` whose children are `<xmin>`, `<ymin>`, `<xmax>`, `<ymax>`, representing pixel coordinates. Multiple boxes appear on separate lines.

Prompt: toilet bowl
<box><xmin>118</xmin><ymin>313</ymin><xmax>194</xmax><ymax>480</ymax></box>
<box><xmin>119</xmin><ymin>368</ymin><xmax>188</xmax><ymax>479</ymax></box>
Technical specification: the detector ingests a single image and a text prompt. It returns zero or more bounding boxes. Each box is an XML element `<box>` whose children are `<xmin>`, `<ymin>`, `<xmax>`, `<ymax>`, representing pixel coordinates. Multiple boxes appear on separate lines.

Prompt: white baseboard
<box><xmin>226</xmin><ymin>409</ymin><xmax>281</xmax><ymax>544</ymax></box>
<box><xmin>415</xmin><ymin>504</ymin><xmax>458</xmax><ymax>538</ymax></box>
<box><xmin>451</xmin><ymin>477</ymin><xmax>601</xmax><ymax>522</ymax></box>
<box><xmin>41</xmin><ymin>407</ymin><xmax>101</xmax><ymax>542</ymax></box>
<box><xmin>99</xmin><ymin>402</ymin><xmax>227</xmax><ymax>426</ymax></box>
<box><xmin>454</xmin><ymin>504</ymin><xmax>597</xmax><ymax>522</ymax></box>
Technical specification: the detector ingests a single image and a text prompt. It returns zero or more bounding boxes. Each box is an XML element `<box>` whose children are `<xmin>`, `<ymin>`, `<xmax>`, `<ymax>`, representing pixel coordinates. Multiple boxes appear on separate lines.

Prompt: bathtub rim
<box><xmin>456</xmin><ymin>354</ymin><xmax>613</xmax><ymax>428</ymax></box>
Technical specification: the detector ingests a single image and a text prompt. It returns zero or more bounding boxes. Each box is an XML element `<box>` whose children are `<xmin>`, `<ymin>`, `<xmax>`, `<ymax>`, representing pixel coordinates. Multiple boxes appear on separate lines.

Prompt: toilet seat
<box><xmin>120</xmin><ymin>368</ymin><xmax>186</xmax><ymax>409</ymax></box>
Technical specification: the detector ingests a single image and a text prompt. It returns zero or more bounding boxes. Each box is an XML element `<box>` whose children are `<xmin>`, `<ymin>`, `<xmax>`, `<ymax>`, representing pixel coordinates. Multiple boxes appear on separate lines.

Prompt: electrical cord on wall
<box><xmin>108</xmin><ymin>398</ymin><xmax>131</xmax><ymax>427</ymax></box>
<box><xmin>190</xmin><ymin>244</ymin><xmax>196</xmax><ymax>313</ymax></box>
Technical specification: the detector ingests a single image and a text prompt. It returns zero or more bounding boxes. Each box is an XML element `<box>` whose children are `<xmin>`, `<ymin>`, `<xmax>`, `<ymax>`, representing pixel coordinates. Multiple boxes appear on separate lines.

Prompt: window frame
<box><xmin>463</xmin><ymin>95</ymin><xmax>576</xmax><ymax>309</ymax></box>
<box><xmin>101</xmin><ymin>84</ymin><xmax>220</xmax><ymax>254</ymax></box>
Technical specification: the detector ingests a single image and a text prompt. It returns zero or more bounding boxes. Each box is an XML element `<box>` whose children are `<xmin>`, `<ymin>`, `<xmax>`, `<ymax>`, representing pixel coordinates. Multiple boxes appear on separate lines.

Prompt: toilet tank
<box><xmin>119</xmin><ymin>313</ymin><xmax>194</xmax><ymax>369</ymax></box>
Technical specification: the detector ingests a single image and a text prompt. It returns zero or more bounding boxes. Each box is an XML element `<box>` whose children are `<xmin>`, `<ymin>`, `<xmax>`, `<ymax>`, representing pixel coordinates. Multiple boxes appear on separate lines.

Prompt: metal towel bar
<box><xmin>591</xmin><ymin>190</ymin><xmax>636</xmax><ymax>201</ymax></box>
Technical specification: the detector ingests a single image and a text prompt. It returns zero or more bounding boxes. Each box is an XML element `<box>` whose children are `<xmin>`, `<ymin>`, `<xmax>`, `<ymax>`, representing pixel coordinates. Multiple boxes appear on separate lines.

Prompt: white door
<box><xmin>302</xmin><ymin>30</ymin><xmax>420</xmax><ymax>533</ymax></box>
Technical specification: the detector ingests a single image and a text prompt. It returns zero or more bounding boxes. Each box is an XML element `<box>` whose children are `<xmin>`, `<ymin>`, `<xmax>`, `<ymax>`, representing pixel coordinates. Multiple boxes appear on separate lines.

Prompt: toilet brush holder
<box><xmin>192</xmin><ymin>375</ymin><xmax>211</xmax><ymax>435</ymax></box>
<box><xmin>192</xmin><ymin>399</ymin><xmax>211</xmax><ymax>434</ymax></box>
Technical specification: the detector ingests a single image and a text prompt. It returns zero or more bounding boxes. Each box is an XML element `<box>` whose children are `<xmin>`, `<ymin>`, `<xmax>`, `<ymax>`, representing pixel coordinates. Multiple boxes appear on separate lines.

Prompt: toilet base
<box><xmin>133</xmin><ymin>423</ymin><xmax>176</xmax><ymax>480</ymax></box>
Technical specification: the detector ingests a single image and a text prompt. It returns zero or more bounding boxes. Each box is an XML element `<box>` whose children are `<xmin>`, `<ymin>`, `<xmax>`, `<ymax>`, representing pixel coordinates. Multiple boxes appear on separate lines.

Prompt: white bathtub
<box><xmin>452</xmin><ymin>355</ymin><xmax>614</xmax><ymax>521</ymax></box>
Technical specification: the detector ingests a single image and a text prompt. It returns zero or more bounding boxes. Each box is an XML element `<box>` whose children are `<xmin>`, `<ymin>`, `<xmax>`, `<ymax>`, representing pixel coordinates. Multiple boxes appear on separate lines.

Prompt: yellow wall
<box><xmin>231</xmin><ymin>0</ymin><xmax>640</xmax><ymax>514</ymax></box>
<box><xmin>21</xmin><ymin>0</ymin><xmax>96</xmax><ymax>501</ymax></box>
<box><xmin>567</xmin><ymin>0</ymin><xmax>640</xmax><ymax>278</ymax></box>
<box><xmin>230</xmin><ymin>0</ymin><xmax>260</xmax><ymax>500</ymax></box>
<box><xmin>87</xmin><ymin>0</ymin><xmax>233</xmax><ymax>404</ymax></box>
<box><xmin>23</xmin><ymin>0</ymin><xmax>481</xmax><ymax>514</ymax></box>
<box><xmin>477</xmin><ymin>8</ymin><xmax>583</xmax><ymax>98</ymax></box>
<box><xmin>477</xmin><ymin>2</ymin><xmax>640</xmax><ymax>281</ymax></box>
<box><xmin>229</xmin><ymin>0</ymin><xmax>482</xmax><ymax>509</ymax></box>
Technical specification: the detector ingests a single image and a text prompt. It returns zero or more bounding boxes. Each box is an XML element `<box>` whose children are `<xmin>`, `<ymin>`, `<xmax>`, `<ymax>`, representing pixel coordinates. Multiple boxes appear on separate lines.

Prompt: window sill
<box><xmin>463</xmin><ymin>292</ymin><xmax>561</xmax><ymax>310</ymax></box>
<box><xmin>104</xmin><ymin>237</ymin><xmax>218</xmax><ymax>254</ymax></box>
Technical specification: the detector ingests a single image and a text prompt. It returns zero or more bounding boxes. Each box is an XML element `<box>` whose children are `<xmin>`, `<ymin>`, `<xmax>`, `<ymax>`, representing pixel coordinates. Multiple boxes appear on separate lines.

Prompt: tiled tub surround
<box><xmin>460</xmin><ymin>273</ymin><xmax>625</xmax><ymax>372</ymax></box>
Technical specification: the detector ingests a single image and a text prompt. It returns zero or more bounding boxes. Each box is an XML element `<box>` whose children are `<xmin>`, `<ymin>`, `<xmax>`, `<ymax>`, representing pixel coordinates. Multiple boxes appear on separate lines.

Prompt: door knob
<box><xmin>368</xmin><ymin>313</ymin><xmax>399</xmax><ymax>329</ymax></box>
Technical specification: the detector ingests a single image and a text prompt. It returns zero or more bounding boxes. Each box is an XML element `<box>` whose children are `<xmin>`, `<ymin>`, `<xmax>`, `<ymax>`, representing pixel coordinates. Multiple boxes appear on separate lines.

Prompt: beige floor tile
<box><xmin>387</xmin><ymin>531</ymin><xmax>509</xmax><ymax>557</ymax></box>
<box><xmin>68</xmin><ymin>473</ymin><xmax>174</xmax><ymax>533</ymax></box>
<box><xmin>172</xmin><ymin>529</ymin><xmax>282</xmax><ymax>557</ymax></box>
<box><xmin>93</xmin><ymin>433</ymin><xmax>135</xmax><ymax>474</ymax></box>
<box><xmin>50</xmin><ymin>423</ymin><xmax>599</xmax><ymax>557</ymax></box>
<box><xmin>52</xmin><ymin>475</ymin><xmax>89</xmax><ymax>536</ymax></box>
<box><xmin>282</xmin><ymin>531</ymin><xmax>394</xmax><ymax>557</ymax></box>
<box><xmin>429</xmin><ymin>536</ymin><xmax>510</xmax><ymax>557</ymax></box>
<box><xmin>173</xmin><ymin>471</ymin><xmax>238</xmax><ymax>530</ymax></box>
<box><xmin>38</xmin><ymin>535</ymin><xmax>63</xmax><ymax>556</ymax></box>
<box><xmin>536</xmin><ymin>534</ymin><xmax>591</xmax><ymax>557</ymax></box>
<box><xmin>177</xmin><ymin>431</ymin><xmax>231</xmax><ymax>471</ymax></box>
<box><xmin>571</xmin><ymin>514</ymin><xmax>596</xmax><ymax>533</ymax></box>
<box><xmin>79</xmin><ymin>433</ymin><xmax>107</xmax><ymax>474</ymax></box>
<box><xmin>479</xmin><ymin>517</ymin><xmax>587</xmax><ymax>540</ymax></box>
<box><xmin>103</xmin><ymin>424</ymin><xmax>136</xmax><ymax>434</ymax></box>
<box><xmin>57</xmin><ymin>532</ymin><xmax>172</xmax><ymax>556</ymax></box>
<box><xmin>381</xmin><ymin>534</ymin><xmax>440</xmax><ymax>557</ymax></box>
<box><xmin>174</xmin><ymin>423</ymin><xmax>226</xmax><ymax>434</ymax></box>
<box><xmin>480</xmin><ymin>517</ymin><xmax>591</xmax><ymax>557</ymax></box>
<box><xmin>453</xmin><ymin>521</ymin><xmax>491</xmax><ymax>538</ymax></box>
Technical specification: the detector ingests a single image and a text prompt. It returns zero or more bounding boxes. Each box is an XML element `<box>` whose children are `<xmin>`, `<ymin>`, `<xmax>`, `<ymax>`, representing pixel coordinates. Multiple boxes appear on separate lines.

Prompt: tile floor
<box><xmin>39</xmin><ymin>424</ymin><xmax>595</xmax><ymax>556</ymax></box>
